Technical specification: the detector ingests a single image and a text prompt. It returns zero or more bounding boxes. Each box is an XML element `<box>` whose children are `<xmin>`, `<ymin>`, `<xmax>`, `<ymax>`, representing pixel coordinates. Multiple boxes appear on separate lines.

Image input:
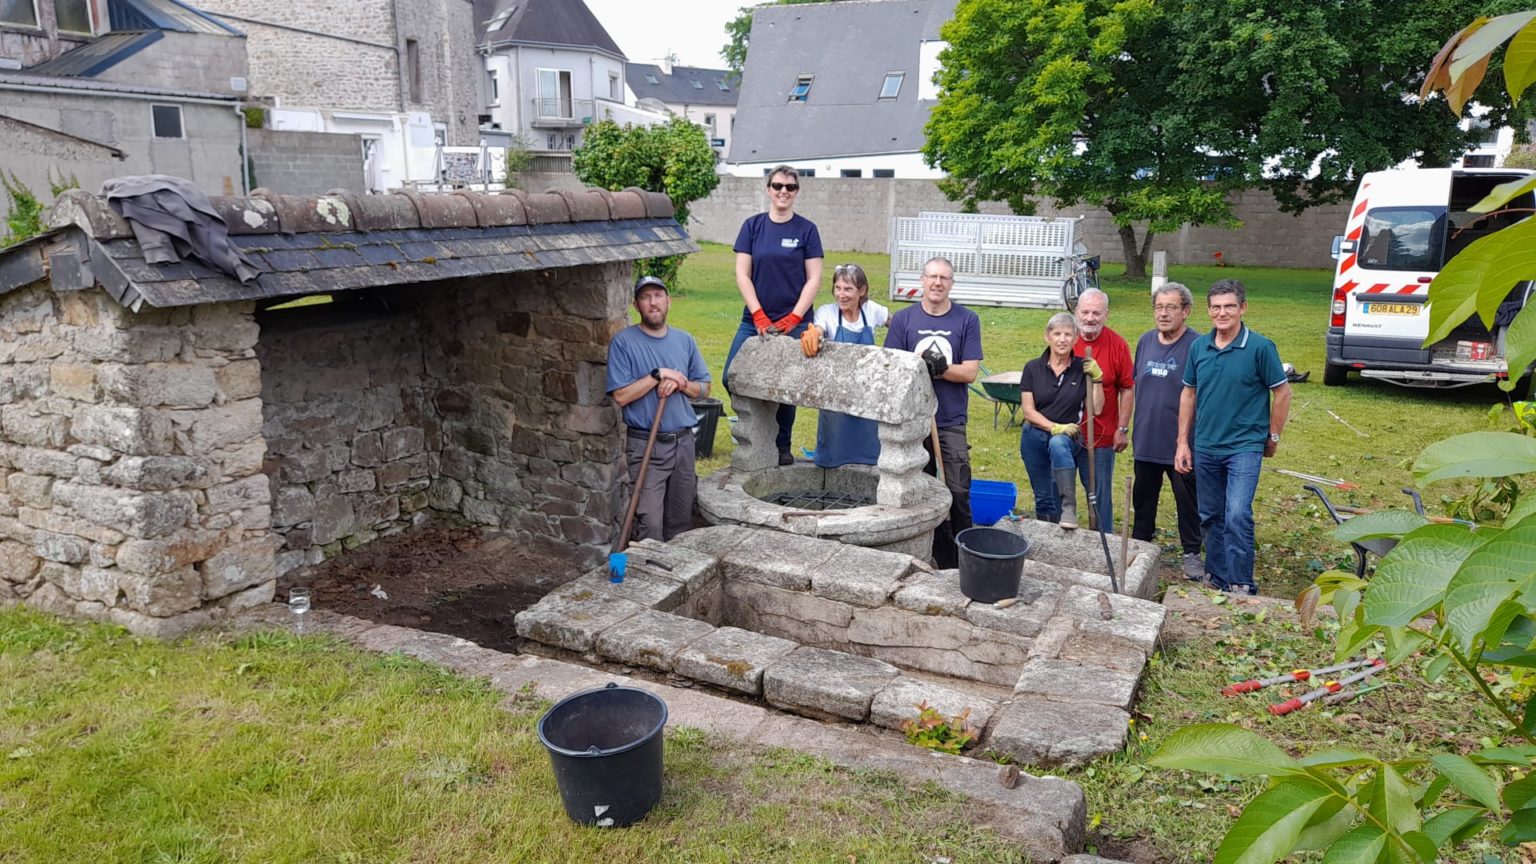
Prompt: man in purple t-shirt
<box><xmin>884</xmin><ymin>256</ymin><xmax>982</xmax><ymax>568</ymax></box>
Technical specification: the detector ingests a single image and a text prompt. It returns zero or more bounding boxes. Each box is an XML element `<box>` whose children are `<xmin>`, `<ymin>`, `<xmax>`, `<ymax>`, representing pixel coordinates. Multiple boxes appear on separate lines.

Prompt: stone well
<box><xmin>699</xmin><ymin>335</ymin><xmax>949</xmax><ymax>558</ymax></box>
<box><xmin>0</xmin><ymin>182</ymin><xmax>695</xmax><ymax>636</ymax></box>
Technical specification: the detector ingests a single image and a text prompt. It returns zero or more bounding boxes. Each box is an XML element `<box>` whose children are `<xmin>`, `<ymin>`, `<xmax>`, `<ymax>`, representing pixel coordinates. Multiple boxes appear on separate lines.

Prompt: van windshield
<box><xmin>1359</xmin><ymin>207</ymin><xmax>1445</xmax><ymax>272</ymax></box>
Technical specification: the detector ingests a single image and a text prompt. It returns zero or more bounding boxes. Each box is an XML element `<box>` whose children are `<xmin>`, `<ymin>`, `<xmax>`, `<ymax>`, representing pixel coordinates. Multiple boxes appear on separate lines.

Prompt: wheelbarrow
<box><xmin>1304</xmin><ymin>485</ymin><xmax>1431</xmax><ymax>577</ymax></box>
<box><xmin>970</xmin><ymin>367</ymin><xmax>1021</xmax><ymax>430</ymax></box>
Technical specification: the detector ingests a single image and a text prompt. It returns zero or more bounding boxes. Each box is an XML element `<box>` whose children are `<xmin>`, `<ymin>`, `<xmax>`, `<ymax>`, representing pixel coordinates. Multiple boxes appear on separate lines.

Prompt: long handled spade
<box><xmin>609</xmin><ymin>391</ymin><xmax>669</xmax><ymax>582</ymax></box>
<box><xmin>1083</xmin><ymin>347</ymin><xmax>1119</xmax><ymax>594</ymax></box>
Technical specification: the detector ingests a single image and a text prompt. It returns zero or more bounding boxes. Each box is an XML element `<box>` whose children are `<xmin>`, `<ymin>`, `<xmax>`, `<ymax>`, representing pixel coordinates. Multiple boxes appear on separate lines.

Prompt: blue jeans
<box><xmin>1076</xmin><ymin>446</ymin><xmax>1116</xmax><ymax>533</ymax></box>
<box><xmin>1019</xmin><ymin>426</ymin><xmax>1082</xmax><ymax>521</ymax></box>
<box><xmin>723</xmin><ymin>318</ymin><xmax>808</xmax><ymax>451</ymax></box>
<box><xmin>1194</xmin><ymin>450</ymin><xmax>1263</xmax><ymax>591</ymax></box>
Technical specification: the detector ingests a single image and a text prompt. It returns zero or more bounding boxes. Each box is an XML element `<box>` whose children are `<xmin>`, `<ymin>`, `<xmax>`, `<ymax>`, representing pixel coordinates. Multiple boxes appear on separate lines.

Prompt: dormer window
<box><xmin>55</xmin><ymin>0</ymin><xmax>92</xmax><ymax>34</ymax></box>
<box><xmin>879</xmin><ymin>72</ymin><xmax>904</xmax><ymax>100</ymax></box>
<box><xmin>0</xmin><ymin>0</ymin><xmax>38</xmax><ymax>27</ymax></box>
<box><xmin>788</xmin><ymin>75</ymin><xmax>813</xmax><ymax>102</ymax></box>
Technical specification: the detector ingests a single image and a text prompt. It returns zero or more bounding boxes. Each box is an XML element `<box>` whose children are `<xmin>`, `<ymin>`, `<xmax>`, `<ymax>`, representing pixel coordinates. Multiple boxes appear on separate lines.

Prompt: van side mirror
<box><xmin>1331</xmin><ymin>235</ymin><xmax>1356</xmax><ymax>258</ymax></box>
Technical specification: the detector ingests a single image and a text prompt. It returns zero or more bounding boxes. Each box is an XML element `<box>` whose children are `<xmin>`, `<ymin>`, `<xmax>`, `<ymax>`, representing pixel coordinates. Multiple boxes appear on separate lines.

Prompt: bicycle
<box><xmin>1059</xmin><ymin>247</ymin><xmax>1101</xmax><ymax>311</ymax></box>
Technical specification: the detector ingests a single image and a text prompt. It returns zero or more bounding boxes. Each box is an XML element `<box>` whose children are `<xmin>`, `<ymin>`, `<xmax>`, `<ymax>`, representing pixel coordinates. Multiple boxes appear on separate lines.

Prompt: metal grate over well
<box><xmin>763</xmin><ymin>490</ymin><xmax>875</xmax><ymax>511</ymax></box>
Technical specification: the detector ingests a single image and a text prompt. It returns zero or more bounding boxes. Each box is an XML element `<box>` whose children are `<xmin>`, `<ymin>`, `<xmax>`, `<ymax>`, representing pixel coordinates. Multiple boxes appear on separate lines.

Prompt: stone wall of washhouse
<box><xmin>258</xmin><ymin>263</ymin><xmax>633</xmax><ymax>576</ymax></box>
<box><xmin>0</xmin><ymin>285</ymin><xmax>275</xmax><ymax>638</ymax></box>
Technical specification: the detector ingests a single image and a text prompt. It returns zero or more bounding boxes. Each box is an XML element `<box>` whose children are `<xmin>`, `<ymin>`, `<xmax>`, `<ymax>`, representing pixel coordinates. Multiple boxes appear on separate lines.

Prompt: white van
<box><xmin>1324</xmin><ymin>168</ymin><xmax>1535</xmax><ymax>391</ymax></box>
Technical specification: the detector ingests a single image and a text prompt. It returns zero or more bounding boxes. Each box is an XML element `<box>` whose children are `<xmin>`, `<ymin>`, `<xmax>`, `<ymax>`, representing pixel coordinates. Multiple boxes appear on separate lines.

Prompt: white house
<box><xmin>625</xmin><ymin>58</ymin><xmax>738</xmax><ymax>158</ymax></box>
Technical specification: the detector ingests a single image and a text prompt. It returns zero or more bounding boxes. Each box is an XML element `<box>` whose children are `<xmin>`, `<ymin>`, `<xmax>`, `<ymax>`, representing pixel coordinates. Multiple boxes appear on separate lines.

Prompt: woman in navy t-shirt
<box><xmin>723</xmin><ymin>165</ymin><xmax>824</xmax><ymax>465</ymax></box>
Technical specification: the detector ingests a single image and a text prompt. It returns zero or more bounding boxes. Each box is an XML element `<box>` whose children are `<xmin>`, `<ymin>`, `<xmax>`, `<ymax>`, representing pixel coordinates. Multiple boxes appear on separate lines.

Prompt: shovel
<box><xmin>610</xmin><ymin>391</ymin><xmax>670</xmax><ymax>582</ymax></box>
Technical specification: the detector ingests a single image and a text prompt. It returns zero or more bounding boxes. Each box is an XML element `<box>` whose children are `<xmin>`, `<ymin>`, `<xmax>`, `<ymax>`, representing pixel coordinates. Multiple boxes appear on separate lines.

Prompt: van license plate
<box><xmin>1361</xmin><ymin>303</ymin><xmax>1420</xmax><ymax>316</ymax></box>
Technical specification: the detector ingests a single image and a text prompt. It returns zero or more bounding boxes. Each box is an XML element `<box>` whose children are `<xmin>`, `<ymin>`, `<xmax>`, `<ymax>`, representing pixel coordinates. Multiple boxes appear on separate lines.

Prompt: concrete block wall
<box><xmin>0</xmin><ymin>286</ymin><xmax>275</xmax><ymax>638</ymax></box>
<box><xmin>247</xmin><ymin>128</ymin><xmax>366</xmax><ymax>196</ymax></box>
<box><xmin>688</xmin><ymin>177</ymin><xmax>1351</xmax><ymax>271</ymax></box>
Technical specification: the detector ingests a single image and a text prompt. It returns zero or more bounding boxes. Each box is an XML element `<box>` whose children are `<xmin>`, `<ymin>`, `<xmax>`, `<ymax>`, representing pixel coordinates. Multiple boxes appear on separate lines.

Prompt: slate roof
<box><xmin>474</xmin><ymin>0</ymin><xmax>624</xmax><ymax>57</ymax></box>
<box><xmin>25</xmin><ymin>30</ymin><xmax>165</xmax><ymax>78</ymax></box>
<box><xmin>0</xmin><ymin>186</ymin><xmax>695</xmax><ymax>311</ymax></box>
<box><xmin>626</xmin><ymin>63</ymin><xmax>737</xmax><ymax>108</ymax></box>
<box><xmin>728</xmin><ymin>0</ymin><xmax>956</xmax><ymax>164</ymax></box>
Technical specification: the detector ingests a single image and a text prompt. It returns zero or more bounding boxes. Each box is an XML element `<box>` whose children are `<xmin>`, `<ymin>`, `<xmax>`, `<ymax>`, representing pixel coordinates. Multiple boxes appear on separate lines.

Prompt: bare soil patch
<box><xmin>278</xmin><ymin>523</ymin><xmax>586</xmax><ymax>651</ymax></box>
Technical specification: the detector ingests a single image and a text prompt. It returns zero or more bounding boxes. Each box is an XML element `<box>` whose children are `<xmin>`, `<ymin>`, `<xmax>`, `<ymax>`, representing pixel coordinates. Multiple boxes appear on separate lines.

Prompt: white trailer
<box><xmin>888</xmin><ymin>212</ymin><xmax>1083</xmax><ymax>308</ymax></box>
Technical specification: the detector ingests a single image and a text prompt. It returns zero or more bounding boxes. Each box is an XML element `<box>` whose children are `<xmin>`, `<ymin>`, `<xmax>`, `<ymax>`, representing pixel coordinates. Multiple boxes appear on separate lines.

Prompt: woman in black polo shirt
<box><xmin>1018</xmin><ymin>313</ymin><xmax>1104</xmax><ymax>529</ymax></box>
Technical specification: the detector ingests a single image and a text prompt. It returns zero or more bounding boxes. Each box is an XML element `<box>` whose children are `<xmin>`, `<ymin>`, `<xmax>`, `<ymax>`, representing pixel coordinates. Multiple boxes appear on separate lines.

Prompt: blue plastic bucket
<box><xmin>969</xmin><ymin>479</ymin><xmax>1017</xmax><ymax>526</ymax></box>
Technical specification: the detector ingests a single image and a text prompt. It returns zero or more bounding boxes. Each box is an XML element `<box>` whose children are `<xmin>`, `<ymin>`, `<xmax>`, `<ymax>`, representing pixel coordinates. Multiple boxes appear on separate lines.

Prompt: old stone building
<box><xmin>0</xmin><ymin>183</ymin><xmax>694</xmax><ymax>636</ymax></box>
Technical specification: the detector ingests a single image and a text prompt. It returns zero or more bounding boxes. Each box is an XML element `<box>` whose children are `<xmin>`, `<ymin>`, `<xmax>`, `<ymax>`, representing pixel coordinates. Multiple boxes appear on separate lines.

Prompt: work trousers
<box><xmin>624</xmin><ymin>430</ymin><xmax>697</xmax><ymax>542</ymax></box>
<box><xmin>1131</xmin><ymin>459</ymin><xmax>1202</xmax><ymax>554</ymax></box>
<box><xmin>927</xmin><ymin>424</ymin><xmax>973</xmax><ymax>569</ymax></box>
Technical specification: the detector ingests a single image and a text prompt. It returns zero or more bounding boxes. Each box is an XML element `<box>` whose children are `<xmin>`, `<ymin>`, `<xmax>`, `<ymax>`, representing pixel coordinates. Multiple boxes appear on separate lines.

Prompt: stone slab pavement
<box><xmin>235</xmin><ymin>603</ymin><xmax>1094</xmax><ymax>860</ymax></box>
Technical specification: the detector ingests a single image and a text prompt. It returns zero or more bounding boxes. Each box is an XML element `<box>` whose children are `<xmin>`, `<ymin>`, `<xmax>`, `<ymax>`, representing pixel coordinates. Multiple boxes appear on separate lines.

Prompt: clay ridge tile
<box><xmin>522</xmin><ymin>192</ymin><xmax>571</xmax><ymax>225</ymax></box>
<box><xmin>351</xmin><ymin>193</ymin><xmax>421</xmax><ymax>231</ymax></box>
<box><xmin>608</xmin><ymin>189</ymin><xmax>647</xmax><ymax>220</ymax></box>
<box><xmin>251</xmin><ymin>191</ymin><xmax>358</xmax><ymax>233</ymax></box>
<box><xmin>46</xmin><ymin>189</ymin><xmax>133</xmax><ymax>239</ymax></box>
<box><xmin>554</xmin><ymin>188</ymin><xmax>612</xmax><ymax>221</ymax></box>
<box><xmin>479</xmin><ymin>189</ymin><xmax>530</xmax><ymax>226</ymax></box>
<box><xmin>626</xmin><ymin>187</ymin><xmax>675</xmax><ymax>219</ymax></box>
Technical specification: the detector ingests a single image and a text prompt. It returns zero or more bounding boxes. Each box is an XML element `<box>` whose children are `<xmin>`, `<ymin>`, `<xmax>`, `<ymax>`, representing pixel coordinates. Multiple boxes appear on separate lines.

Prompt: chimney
<box><xmin>658</xmin><ymin>56</ymin><xmax>673</xmax><ymax>76</ymax></box>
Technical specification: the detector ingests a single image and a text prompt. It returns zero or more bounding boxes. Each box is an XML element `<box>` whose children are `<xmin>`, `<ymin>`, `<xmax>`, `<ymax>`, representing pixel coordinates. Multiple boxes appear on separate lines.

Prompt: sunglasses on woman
<box><xmin>769</xmin><ymin>182</ymin><xmax>799</xmax><ymax>192</ymax></box>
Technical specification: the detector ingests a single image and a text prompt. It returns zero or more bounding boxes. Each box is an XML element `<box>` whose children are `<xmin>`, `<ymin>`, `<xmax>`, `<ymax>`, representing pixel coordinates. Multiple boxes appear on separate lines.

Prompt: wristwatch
<box><xmin>1116</xmin><ymin>426</ymin><xmax>1129</xmax><ymax>435</ymax></box>
<box><xmin>650</xmin><ymin>368</ymin><xmax>663</xmax><ymax>382</ymax></box>
<box><xmin>1268</xmin><ymin>432</ymin><xmax>1281</xmax><ymax>443</ymax></box>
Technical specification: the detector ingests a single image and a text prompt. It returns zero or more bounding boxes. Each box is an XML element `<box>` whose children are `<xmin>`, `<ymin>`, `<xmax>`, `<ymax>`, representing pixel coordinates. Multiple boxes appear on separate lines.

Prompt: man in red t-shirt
<box><xmin>1073</xmin><ymin>289</ymin><xmax>1135</xmax><ymax>532</ymax></box>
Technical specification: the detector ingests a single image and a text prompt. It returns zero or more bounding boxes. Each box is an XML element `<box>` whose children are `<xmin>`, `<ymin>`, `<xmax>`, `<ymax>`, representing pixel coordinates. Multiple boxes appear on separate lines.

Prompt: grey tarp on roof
<box><xmin>728</xmin><ymin>0</ymin><xmax>957</xmax><ymax>164</ymax></box>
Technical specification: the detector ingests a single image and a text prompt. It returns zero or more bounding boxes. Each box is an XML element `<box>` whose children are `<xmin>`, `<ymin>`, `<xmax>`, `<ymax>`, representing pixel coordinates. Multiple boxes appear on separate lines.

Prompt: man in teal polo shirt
<box><xmin>1173</xmin><ymin>279</ymin><xmax>1291</xmax><ymax>595</ymax></box>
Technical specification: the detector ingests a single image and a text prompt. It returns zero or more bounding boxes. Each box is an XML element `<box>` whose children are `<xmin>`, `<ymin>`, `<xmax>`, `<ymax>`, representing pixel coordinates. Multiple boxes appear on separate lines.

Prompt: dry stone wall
<box><xmin>430</xmin><ymin>265</ymin><xmax>632</xmax><ymax>566</ymax></box>
<box><xmin>257</xmin><ymin>298</ymin><xmax>443</xmax><ymax>576</ymax></box>
<box><xmin>0</xmin><ymin>285</ymin><xmax>274</xmax><ymax>637</ymax></box>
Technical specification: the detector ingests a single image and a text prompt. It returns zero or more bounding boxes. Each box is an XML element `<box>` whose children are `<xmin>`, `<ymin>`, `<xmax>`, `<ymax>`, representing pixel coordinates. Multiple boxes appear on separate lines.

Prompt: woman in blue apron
<box><xmin>810</xmin><ymin>263</ymin><xmax>891</xmax><ymax>467</ymax></box>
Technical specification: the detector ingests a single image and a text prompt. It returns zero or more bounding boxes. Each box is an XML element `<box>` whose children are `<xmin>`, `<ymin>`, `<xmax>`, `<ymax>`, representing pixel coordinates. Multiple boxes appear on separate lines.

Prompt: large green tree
<box><xmin>572</xmin><ymin>117</ymin><xmax>720</xmax><ymax>285</ymax></box>
<box><xmin>925</xmin><ymin>0</ymin><xmax>1526</xmax><ymax>278</ymax></box>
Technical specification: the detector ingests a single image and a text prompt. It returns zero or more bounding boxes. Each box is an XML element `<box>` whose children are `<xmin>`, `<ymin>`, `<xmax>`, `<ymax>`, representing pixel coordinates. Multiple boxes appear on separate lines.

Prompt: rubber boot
<box><xmin>1054</xmin><ymin>468</ymin><xmax>1078</xmax><ymax>530</ymax></box>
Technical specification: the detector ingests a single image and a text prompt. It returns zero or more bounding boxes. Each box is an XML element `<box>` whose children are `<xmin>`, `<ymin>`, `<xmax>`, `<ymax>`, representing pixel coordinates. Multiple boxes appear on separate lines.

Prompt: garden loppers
<box><xmin>609</xmin><ymin>391</ymin><xmax>669</xmax><ymax>583</ymax></box>
<box><xmin>1268</xmin><ymin>659</ymin><xmax>1387</xmax><ymax>715</ymax></box>
<box><xmin>1221</xmin><ymin>658</ymin><xmax>1378</xmax><ymax>696</ymax></box>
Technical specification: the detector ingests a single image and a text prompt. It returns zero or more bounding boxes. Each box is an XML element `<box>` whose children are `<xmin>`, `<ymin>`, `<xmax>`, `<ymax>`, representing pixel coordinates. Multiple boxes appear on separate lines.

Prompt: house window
<box><xmin>703</xmin><ymin>113</ymin><xmax>716</xmax><ymax>132</ymax></box>
<box><xmin>841</xmin><ymin>169</ymin><xmax>862</xmax><ymax>178</ymax></box>
<box><xmin>151</xmin><ymin>104</ymin><xmax>184</xmax><ymax>139</ymax></box>
<box><xmin>54</xmin><ymin>0</ymin><xmax>90</xmax><ymax>32</ymax></box>
<box><xmin>645</xmin><ymin>73</ymin><xmax>659</xmax><ymax>85</ymax></box>
<box><xmin>873</xmin><ymin>169</ymin><xmax>895</xmax><ymax>178</ymax></box>
<box><xmin>879</xmin><ymin>72</ymin><xmax>904</xmax><ymax>100</ymax></box>
<box><xmin>609</xmin><ymin>72</ymin><xmax>620</xmax><ymax>100</ymax></box>
<box><xmin>537</xmin><ymin>68</ymin><xmax>573</xmax><ymax>117</ymax></box>
<box><xmin>1464</xmin><ymin>154</ymin><xmax>1496</xmax><ymax>168</ymax></box>
<box><xmin>488</xmin><ymin>71</ymin><xmax>499</xmax><ymax>103</ymax></box>
<box><xmin>405</xmin><ymin>39</ymin><xmax>422</xmax><ymax>103</ymax></box>
<box><xmin>788</xmin><ymin>75</ymin><xmax>813</xmax><ymax>102</ymax></box>
<box><xmin>799</xmin><ymin>169</ymin><xmax>815</xmax><ymax>177</ymax></box>
<box><xmin>0</xmin><ymin>0</ymin><xmax>38</xmax><ymax>26</ymax></box>
<box><xmin>691</xmin><ymin>79</ymin><xmax>703</xmax><ymax>89</ymax></box>
<box><xmin>717</xmin><ymin>79</ymin><xmax>730</xmax><ymax>91</ymax></box>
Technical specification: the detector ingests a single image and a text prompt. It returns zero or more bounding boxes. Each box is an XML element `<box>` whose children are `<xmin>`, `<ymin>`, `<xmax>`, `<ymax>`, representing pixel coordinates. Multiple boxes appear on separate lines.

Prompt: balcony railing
<box><xmin>531</xmin><ymin>97</ymin><xmax>593</xmax><ymax>127</ymax></box>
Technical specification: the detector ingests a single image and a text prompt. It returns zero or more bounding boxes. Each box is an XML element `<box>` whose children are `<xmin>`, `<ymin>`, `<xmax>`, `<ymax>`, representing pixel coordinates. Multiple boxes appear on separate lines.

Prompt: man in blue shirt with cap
<box><xmin>607</xmin><ymin>275</ymin><xmax>712</xmax><ymax>541</ymax></box>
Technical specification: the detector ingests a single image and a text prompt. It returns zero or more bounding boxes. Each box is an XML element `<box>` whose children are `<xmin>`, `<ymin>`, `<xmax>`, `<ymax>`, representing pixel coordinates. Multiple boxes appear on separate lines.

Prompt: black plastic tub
<box><xmin>537</xmin><ymin>682</ymin><xmax>668</xmax><ymax>827</ymax></box>
<box><xmin>691</xmin><ymin>397</ymin><xmax>724</xmax><ymax>458</ymax></box>
<box><xmin>955</xmin><ymin>526</ymin><xmax>1032</xmax><ymax>602</ymax></box>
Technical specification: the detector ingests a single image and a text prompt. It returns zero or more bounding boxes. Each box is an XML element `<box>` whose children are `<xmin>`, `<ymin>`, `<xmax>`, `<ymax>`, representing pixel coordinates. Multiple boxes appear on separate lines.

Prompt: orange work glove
<box><xmin>751</xmin><ymin>308</ymin><xmax>776</xmax><ymax>335</ymax></box>
<box><xmin>774</xmin><ymin>312</ymin><xmax>802</xmax><ymax>332</ymax></box>
<box><xmin>800</xmin><ymin>323</ymin><xmax>822</xmax><ymax>357</ymax></box>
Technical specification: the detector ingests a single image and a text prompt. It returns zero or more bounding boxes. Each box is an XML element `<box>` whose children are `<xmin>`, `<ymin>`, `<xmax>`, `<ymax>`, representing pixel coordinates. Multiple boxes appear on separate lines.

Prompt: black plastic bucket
<box><xmin>955</xmin><ymin>526</ymin><xmax>1032</xmax><ymax>602</ymax></box>
<box><xmin>691</xmin><ymin>397</ymin><xmax>724</xmax><ymax>458</ymax></box>
<box><xmin>537</xmin><ymin>682</ymin><xmax>668</xmax><ymax>827</ymax></box>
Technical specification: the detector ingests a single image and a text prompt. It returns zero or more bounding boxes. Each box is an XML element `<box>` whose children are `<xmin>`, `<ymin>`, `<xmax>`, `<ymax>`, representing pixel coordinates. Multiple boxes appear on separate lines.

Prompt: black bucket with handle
<box><xmin>955</xmin><ymin>526</ymin><xmax>1032</xmax><ymax>602</ymax></box>
<box><xmin>537</xmin><ymin>682</ymin><xmax>668</xmax><ymax>827</ymax></box>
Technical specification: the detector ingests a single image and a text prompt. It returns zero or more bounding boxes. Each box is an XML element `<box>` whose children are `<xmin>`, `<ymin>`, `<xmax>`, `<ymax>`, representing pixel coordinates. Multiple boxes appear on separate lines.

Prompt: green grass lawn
<box><xmin>673</xmin><ymin>242</ymin><xmax>1517</xmax><ymax>599</ymax></box>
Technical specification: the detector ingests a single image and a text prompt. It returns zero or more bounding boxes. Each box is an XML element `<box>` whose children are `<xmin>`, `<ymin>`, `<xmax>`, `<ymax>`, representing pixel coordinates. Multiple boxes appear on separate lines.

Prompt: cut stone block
<box><xmin>1056</xmin><ymin>584</ymin><xmax>1166</xmax><ymax>655</ymax></box>
<box><xmin>1013</xmin><ymin>657</ymin><xmax>1142</xmax><ymax>711</ymax></box>
<box><xmin>626</xmin><ymin>537</ymin><xmax>719</xmax><ymax>596</ymax></box>
<box><xmin>725</xmin><ymin>581</ymin><xmax>855</xmax><ymax>650</ymax></box>
<box><xmin>719</xmin><ymin>529</ymin><xmax>840</xmax><ymax>591</ymax></box>
<box><xmin>674</xmin><ymin>626</ymin><xmax>797</xmax><ymax>694</ymax></box>
<box><xmin>762</xmin><ymin>647</ymin><xmax>900</xmax><ymax>721</ymax></box>
<box><xmin>810</xmin><ymin>543</ymin><xmax>912</xmax><ymax>607</ymax></box>
<box><xmin>868</xmin><ymin>676</ymin><xmax>998</xmax><ymax>734</ymax></box>
<box><xmin>847</xmin><ymin>606</ymin><xmax>1031</xmax><ymax>687</ymax></box>
<box><xmin>568</xmin><ymin>566</ymin><xmax>685</xmax><ymax>612</ymax></box>
<box><xmin>513</xmin><ymin>582</ymin><xmax>645</xmax><ymax>653</ymax></box>
<box><xmin>891</xmin><ymin>569</ymin><xmax>970</xmax><ymax>617</ymax></box>
<box><xmin>594</xmin><ymin>609</ymin><xmax>716</xmax><ymax>672</ymax></box>
<box><xmin>962</xmin><ymin>577</ymin><xmax>1062</xmax><ymax>638</ymax></box>
<box><xmin>1058</xmin><ymin>631</ymin><xmax>1149</xmax><ymax>674</ymax></box>
<box><xmin>667</xmin><ymin>524</ymin><xmax>754</xmax><ymax>560</ymax></box>
<box><xmin>1004</xmin><ymin>519</ymin><xmax>1158</xmax><ymax>576</ymax></box>
<box><xmin>987</xmin><ymin>696</ymin><xmax>1130</xmax><ymax>768</ymax></box>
